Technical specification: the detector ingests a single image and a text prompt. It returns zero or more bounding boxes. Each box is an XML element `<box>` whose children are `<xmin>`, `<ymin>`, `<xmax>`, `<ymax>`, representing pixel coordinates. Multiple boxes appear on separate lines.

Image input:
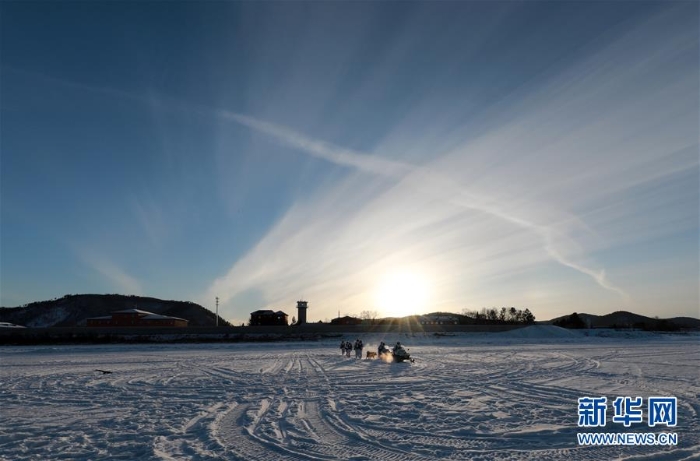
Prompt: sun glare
<box><xmin>374</xmin><ymin>270</ymin><xmax>430</xmax><ymax>317</ymax></box>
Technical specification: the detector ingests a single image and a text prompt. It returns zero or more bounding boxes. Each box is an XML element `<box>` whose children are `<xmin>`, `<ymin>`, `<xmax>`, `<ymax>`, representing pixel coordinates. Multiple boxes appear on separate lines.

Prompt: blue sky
<box><xmin>1</xmin><ymin>1</ymin><xmax>698</xmax><ymax>324</ymax></box>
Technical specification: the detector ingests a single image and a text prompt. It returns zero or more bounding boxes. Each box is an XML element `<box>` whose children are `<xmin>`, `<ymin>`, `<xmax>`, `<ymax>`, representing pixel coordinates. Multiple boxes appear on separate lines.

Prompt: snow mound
<box><xmin>497</xmin><ymin>325</ymin><xmax>584</xmax><ymax>339</ymax></box>
<box><xmin>0</xmin><ymin>322</ymin><xmax>25</xmax><ymax>328</ymax></box>
<box><xmin>26</xmin><ymin>306</ymin><xmax>70</xmax><ymax>327</ymax></box>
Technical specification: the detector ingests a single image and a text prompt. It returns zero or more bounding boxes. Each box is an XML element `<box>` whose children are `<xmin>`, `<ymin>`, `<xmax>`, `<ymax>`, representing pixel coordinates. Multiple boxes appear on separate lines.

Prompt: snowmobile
<box><xmin>376</xmin><ymin>342</ymin><xmax>414</xmax><ymax>363</ymax></box>
<box><xmin>391</xmin><ymin>345</ymin><xmax>413</xmax><ymax>363</ymax></box>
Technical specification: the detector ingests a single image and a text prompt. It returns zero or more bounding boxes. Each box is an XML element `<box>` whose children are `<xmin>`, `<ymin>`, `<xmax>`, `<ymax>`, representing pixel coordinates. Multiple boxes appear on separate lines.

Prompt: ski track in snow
<box><xmin>0</xmin><ymin>334</ymin><xmax>698</xmax><ymax>460</ymax></box>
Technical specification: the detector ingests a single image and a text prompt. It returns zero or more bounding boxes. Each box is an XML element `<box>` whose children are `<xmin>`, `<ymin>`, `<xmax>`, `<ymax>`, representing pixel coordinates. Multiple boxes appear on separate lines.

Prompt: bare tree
<box><xmin>360</xmin><ymin>310</ymin><xmax>378</xmax><ymax>323</ymax></box>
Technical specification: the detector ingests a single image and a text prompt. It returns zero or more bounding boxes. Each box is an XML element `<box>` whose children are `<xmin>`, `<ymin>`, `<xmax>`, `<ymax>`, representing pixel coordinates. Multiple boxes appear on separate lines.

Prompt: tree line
<box><xmin>461</xmin><ymin>307</ymin><xmax>535</xmax><ymax>325</ymax></box>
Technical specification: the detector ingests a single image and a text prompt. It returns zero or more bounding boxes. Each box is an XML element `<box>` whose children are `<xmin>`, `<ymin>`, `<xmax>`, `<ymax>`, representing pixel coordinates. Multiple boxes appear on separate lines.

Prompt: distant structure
<box><xmin>418</xmin><ymin>314</ymin><xmax>459</xmax><ymax>325</ymax></box>
<box><xmin>249</xmin><ymin>310</ymin><xmax>288</xmax><ymax>326</ymax></box>
<box><xmin>296</xmin><ymin>300</ymin><xmax>308</xmax><ymax>325</ymax></box>
<box><xmin>86</xmin><ymin>309</ymin><xmax>188</xmax><ymax>327</ymax></box>
<box><xmin>330</xmin><ymin>315</ymin><xmax>362</xmax><ymax>326</ymax></box>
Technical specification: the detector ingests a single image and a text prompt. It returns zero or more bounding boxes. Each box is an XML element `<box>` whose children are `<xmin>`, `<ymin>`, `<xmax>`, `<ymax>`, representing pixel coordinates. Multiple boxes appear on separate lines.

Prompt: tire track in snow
<box><xmin>299</xmin><ymin>355</ymin><xmax>430</xmax><ymax>461</ymax></box>
<box><xmin>215</xmin><ymin>401</ymin><xmax>316</xmax><ymax>461</ymax></box>
<box><xmin>212</xmin><ymin>352</ymin><xmax>332</xmax><ymax>460</ymax></box>
<box><xmin>2</xmin><ymin>341</ymin><xmax>698</xmax><ymax>461</ymax></box>
<box><xmin>212</xmin><ymin>353</ymin><xmax>427</xmax><ymax>460</ymax></box>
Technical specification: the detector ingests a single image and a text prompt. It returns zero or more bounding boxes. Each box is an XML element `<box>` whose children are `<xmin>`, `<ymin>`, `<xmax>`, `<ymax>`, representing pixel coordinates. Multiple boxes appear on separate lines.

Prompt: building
<box><xmin>86</xmin><ymin>309</ymin><xmax>188</xmax><ymax>327</ymax></box>
<box><xmin>330</xmin><ymin>315</ymin><xmax>362</xmax><ymax>326</ymax></box>
<box><xmin>296</xmin><ymin>300</ymin><xmax>308</xmax><ymax>325</ymax></box>
<box><xmin>249</xmin><ymin>310</ymin><xmax>289</xmax><ymax>326</ymax></box>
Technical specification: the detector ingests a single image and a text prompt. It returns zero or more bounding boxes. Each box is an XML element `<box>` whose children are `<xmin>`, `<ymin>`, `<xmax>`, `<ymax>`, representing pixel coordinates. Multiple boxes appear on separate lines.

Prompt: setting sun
<box><xmin>374</xmin><ymin>270</ymin><xmax>430</xmax><ymax>317</ymax></box>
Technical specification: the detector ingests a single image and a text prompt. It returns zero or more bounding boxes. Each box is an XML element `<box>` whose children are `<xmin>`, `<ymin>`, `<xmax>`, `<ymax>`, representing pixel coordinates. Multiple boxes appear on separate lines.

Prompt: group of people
<box><xmin>339</xmin><ymin>339</ymin><xmax>364</xmax><ymax>358</ymax></box>
<box><xmin>339</xmin><ymin>339</ymin><xmax>407</xmax><ymax>359</ymax></box>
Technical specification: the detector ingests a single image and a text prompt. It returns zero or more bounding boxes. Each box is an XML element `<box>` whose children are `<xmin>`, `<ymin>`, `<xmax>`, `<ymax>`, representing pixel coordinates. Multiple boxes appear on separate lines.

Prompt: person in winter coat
<box><xmin>344</xmin><ymin>340</ymin><xmax>353</xmax><ymax>357</ymax></box>
<box><xmin>353</xmin><ymin>339</ymin><xmax>363</xmax><ymax>359</ymax></box>
<box><xmin>340</xmin><ymin>341</ymin><xmax>346</xmax><ymax>355</ymax></box>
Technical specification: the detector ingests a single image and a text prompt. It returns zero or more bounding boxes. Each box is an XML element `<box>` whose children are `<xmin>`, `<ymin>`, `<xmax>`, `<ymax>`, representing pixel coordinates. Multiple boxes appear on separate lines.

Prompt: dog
<box><xmin>366</xmin><ymin>351</ymin><xmax>377</xmax><ymax>359</ymax></box>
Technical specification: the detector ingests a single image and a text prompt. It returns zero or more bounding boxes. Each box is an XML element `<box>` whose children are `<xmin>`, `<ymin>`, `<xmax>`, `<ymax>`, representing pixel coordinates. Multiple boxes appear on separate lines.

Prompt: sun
<box><xmin>374</xmin><ymin>270</ymin><xmax>430</xmax><ymax>317</ymax></box>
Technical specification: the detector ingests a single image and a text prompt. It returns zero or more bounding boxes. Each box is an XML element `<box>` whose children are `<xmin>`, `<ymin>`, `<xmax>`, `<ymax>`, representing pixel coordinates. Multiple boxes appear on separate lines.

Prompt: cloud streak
<box><xmin>78</xmin><ymin>249</ymin><xmax>143</xmax><ymax>296</ymax></box>
<box><xmin>215</xmin><ymin>111</ymin><xmax>630</xmax><ymax>301</ymax></box>
<box><xmin>206</xmin><ymin>5</ymin><xmax>697</xmax><ymax>321</ymax></box>
<box><xmin>218</xmin><ymin>111</ymin><xmax>414</xmax><ymax>179</ymax></box>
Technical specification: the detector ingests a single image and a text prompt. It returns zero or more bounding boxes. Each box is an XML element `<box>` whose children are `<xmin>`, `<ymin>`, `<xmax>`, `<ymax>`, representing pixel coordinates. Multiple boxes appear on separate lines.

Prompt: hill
<box><xmin>0</xmin><ymin>294</ymin><xmax>229</xmax><ymax>328</ymax></box>
<box><xmin>547</xmin><ymin>310</ymin><xmax>700</xmax><ymax>330</ymax></box>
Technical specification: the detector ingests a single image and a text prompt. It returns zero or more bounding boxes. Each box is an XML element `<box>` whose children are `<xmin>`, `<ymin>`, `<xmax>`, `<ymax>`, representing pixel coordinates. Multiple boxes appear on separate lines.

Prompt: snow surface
<box><xmin>1</xmin><ymin>328</ymin><xmax>698</xmax><ymax>460</ymax></box>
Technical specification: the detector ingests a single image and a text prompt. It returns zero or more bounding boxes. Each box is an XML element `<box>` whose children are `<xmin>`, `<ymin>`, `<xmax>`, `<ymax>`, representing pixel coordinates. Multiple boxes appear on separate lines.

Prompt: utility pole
<box><xmin>216</xmin><ymin>297</ymin><xmax>219</xmax><ymax>327</ymax></box>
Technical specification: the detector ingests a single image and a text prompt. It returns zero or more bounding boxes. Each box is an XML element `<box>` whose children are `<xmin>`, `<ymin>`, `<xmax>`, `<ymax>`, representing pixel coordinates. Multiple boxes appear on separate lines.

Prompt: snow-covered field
<box><xmin>1</xmin><ymin>327</ymin><xmax>698</xmax><ymax>460</ymax></box>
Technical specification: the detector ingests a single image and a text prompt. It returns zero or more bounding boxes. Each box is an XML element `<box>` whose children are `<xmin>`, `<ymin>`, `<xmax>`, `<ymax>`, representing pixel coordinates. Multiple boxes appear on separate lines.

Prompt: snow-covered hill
<box><xmin>0</xmin><ymin>294</ymin><xmax>226</xmax><ymax>327</ymax></box>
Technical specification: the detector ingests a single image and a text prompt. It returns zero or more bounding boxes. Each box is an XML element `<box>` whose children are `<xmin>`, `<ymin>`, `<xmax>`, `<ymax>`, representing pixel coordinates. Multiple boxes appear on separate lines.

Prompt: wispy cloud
<box><xmin>78</xmin><ymin>249</ymin><xmax>143</xmax><ymax>296</ymax></box>
<box><xmin>1</xmin><ymin>65</ymin><xmax>144</xmax><ymax>103</ymax></box>
<box><xmin>212</xmin><ymin>112</ymin><xmax>630</xmax><ymax>302</ymax></box>
<box><xmin>218</xmin><ymin>111</ymin><xmax>414</xmax><ymax>179</ymax></box>
<box><xmin>206</xmin><ymin>6</ymin><xmax>697</xmax><ymax>320</ymax></box>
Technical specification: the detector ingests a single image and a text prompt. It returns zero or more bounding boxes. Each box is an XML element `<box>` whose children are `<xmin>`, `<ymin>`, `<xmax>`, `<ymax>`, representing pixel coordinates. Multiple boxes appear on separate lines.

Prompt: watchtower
<box><xmin>296</xmin><ymin>300</ymin><xmax>308</xmax><ymax>325</ymax></box>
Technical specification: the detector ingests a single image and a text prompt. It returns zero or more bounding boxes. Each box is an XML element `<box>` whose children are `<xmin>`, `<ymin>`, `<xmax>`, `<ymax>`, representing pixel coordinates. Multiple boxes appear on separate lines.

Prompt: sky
<box><xmin>1</xmin><ymin>1</ymin><xmax>698</xmax><ymax>325</ymax></box>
